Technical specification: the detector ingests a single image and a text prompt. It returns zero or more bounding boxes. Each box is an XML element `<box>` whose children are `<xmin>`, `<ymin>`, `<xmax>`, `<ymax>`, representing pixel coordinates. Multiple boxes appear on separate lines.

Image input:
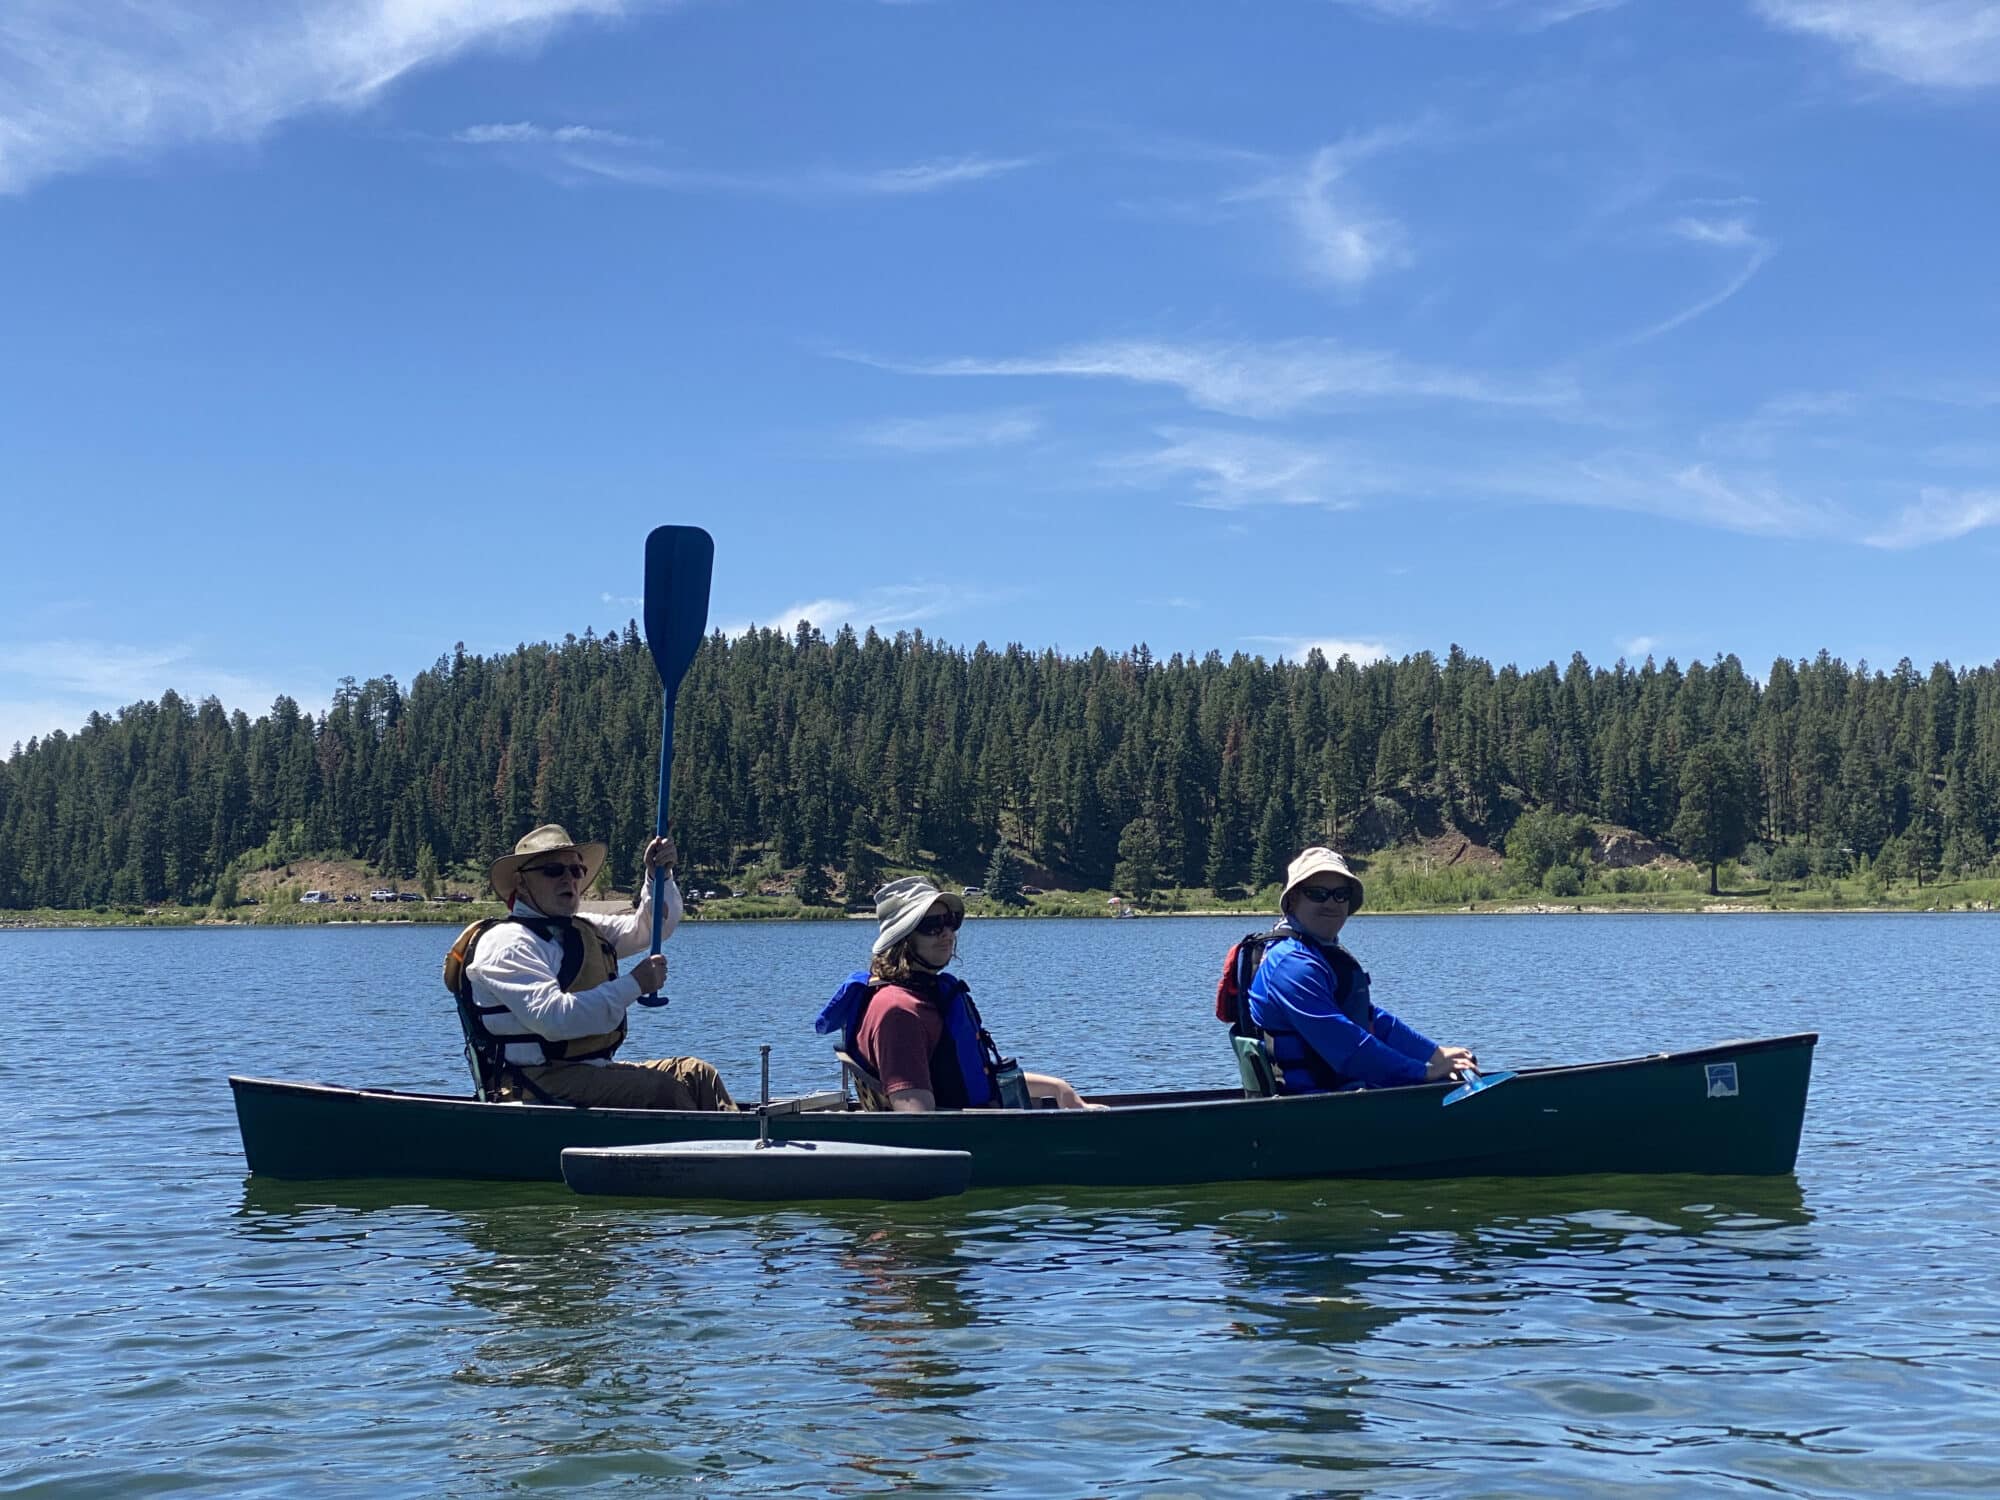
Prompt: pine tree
<box><xmin>984</xmin><ymin>841</ymin><xmax>1024</xmax><ymax>905</ymax></box>
<box><xmin>1113</xmin><ymin>816</ymin><xmax>1162</xmax><ymax>898</ymax></box>
<box><xmin>1670</xmin><ymin>741</ymin><xmax>1751</xmax><ymax>895</ymax></box>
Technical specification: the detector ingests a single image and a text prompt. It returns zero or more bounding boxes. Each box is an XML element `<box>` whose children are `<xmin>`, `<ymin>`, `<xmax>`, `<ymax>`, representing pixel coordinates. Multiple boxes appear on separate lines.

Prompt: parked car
<box><xmin>395</xmin><ymin>891</ymin><xmax>424</xmax><ymax>902</ymax></box>
<box><xmin>369</xmin><ymin>890</ymin><xmax>396</xmax><ymax>902</ymax></box>
<box><xmin>1020</xmin><ymin>885</ymin><xmax>1044</xmax><ymax>896</ymax></box>
<box><xmin>961</xmin><ymin>886</ymin><xmax>986</xmax><ymax>899</ymax></box>
<box><xmin>342</xmin><ymin>894</ymin><xmax>361</xmax><ymax>903</ymax></box>
<box><xmin>444</xmin><ymin>892</ymin><xmax>471</xmax><ymax>903</ymax></box>
<box><xmin>301</xmin><ymin>890</ymin><xmax>335</xmax><ymax>905</ymax></box>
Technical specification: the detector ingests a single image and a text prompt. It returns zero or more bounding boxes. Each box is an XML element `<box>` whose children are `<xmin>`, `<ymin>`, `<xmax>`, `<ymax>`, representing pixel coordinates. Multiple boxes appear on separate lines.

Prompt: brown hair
<box><xmin>869</xmin><ymin>940</ymin><xmax>926</xmax><ymax>985</ymax></box>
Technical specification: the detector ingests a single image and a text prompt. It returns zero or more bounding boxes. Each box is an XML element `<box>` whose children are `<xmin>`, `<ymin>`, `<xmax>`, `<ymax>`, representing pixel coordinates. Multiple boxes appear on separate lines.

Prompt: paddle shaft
<box><xmin>637</xmin><ymin>524</ymin><xmax>715</xmax><ymax>1007</ymax></box>
<box><xmin>648</xmin><ymin>706</ymin><xmax>674</xmax><ymax>961</ymax></box>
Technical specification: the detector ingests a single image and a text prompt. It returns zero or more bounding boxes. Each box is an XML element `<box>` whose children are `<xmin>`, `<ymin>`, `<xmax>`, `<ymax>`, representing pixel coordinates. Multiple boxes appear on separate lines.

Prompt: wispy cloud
<box><xmin>1753</xmin><ymin>1</ymin><xmax>2000</xmax><ymax>90</ymax></box>
<box><xmin>853</xmin><ymin>410</ymin><xmax>1042</xmax><ymax>453</ymax></box>
<box><xmin>1620</xmin><ymin>634</ymin><xmax>1662</xmax><ymax>659</ymax></box>
<box><xmin>1620</xmin><ymin>215</ymin><xmax>1776</xmax><ymax>344</ymax></box>
<box><xmin>534</xmin><ymin>148</ymin><xmax>1033</xmax><ymax>196</ymax></box>
<box><xmin>454</xmin><ymin>121</ymin><xmax>652</xmax><ymax>147</ymax></box>
<box><xmin>1701</xmin><ymin>389</ymin><xmax>1858</xmax><ymax>458</ymax></box>
<box><xmin>0</xmin><ymin>638</ymin><xmax>297</xmax><ymax>749</ymax></box>
<box><xmin>1865</xmin><ymin>488</ymin><xmax>2000</xmax><ymax>548</ymax></box>
<box><xmin>1245</xmin><ymin>634</ymin><xmax>1392</xmax><ymax>666</ymax></box>
<box><xmin>849</xmin><ymin>337</ymin><xmax>1578</xmax><ymax>419</ymax></box>
<box><xmin>716</xmin><ymin>584</ymin><xmax>983</xmax><ymax>638</ymax></box>
<box><xmin>0</xmin><ymin>0</ymin><xmax>641</xmax><ymax>194</ymax></box>
<box><xmin>1495</xmin><ymin>456</ymin><xmax>1843</xmax><ymax>538</ymax></box>
<box><xmin>1107</xmin><ymin>428</ymin><xmax>1387</xmax><ymax>510</ymax></box>
<box><xmin>1328</xmin><ymin>0</ymin><xmax>1627</xmax><ymax>29</ymax></box>
<box><xmin>1228</xmin><ymin>128</ymin><xmax>1425</xmax><ymax>287</ymax></box>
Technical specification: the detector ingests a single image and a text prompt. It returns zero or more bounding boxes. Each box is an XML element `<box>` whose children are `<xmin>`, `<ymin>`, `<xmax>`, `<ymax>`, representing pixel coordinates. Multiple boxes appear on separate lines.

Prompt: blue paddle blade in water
<box><xmin>643</xmin><ymin>525</ymin><xmax>714</xmax><ymax>686</ymax></box>
<box><xmin>1442</xmin><ymin>1068</ymin><xmax>1517</xmax><ymax>1107</ymax></box>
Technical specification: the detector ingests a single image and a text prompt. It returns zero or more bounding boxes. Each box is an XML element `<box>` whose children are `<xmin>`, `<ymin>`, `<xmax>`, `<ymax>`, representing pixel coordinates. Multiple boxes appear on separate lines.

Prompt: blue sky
<box><xmin>3</xmin><ymin>0</ymin><xmax>1997</xmax><ymax>751</ymax></box>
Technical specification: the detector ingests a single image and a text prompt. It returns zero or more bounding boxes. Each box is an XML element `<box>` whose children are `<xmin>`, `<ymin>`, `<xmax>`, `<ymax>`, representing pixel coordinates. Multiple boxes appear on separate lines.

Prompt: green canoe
<box><xmin>230</xmin><ymin>1032</ymin><xmax>1815</xmax><ymax>1185</ymax></box>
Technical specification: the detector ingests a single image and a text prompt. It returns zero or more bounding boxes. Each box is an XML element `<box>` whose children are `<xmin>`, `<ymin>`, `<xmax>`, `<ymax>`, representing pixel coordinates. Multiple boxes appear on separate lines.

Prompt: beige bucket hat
<box><xmin>872</xmin><ymin>876</ymin><xmax>966</xmax><ymax>954</ymax></box>
<box><xmin>1281</xmin><ymin>846</ymin><xmax>1365</xmax><ymax>914</ymax></box>
<box><xmin>489</xmin><ymin>823</ymin><xmax>608</xmax><ymax>902</ymax></box>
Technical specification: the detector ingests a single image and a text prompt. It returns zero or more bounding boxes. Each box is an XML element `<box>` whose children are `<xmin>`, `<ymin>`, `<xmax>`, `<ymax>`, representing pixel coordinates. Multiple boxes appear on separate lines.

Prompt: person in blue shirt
<box><xmin>1246</xmin><ymin>847</ymin><xmax>1477</xmax><ymax>1093</ymax></box>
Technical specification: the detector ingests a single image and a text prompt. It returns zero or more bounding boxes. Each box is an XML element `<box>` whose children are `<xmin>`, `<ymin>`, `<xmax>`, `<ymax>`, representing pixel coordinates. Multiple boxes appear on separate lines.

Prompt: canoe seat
<box><xmin>1232</xmin><ymin>1034</ymin><xmax>1279</xmax><ymax>1099</ymax></box>
<box><xmin>453</xmin><ymin>992</ymin><xmax>498</xmax><ymax>1102</ymax></box>
<box><xmin>833</xmin><ymin>1048</ymin><xmax>894</xmax><ymax>1112</ymax></box>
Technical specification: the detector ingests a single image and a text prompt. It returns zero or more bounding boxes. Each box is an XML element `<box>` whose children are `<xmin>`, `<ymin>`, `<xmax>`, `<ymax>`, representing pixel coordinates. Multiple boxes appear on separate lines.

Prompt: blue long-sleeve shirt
<box><xmin>1245</xmin><ymin>924</ymin><xmax>1437</xmax><ymax>1090</ymax></box>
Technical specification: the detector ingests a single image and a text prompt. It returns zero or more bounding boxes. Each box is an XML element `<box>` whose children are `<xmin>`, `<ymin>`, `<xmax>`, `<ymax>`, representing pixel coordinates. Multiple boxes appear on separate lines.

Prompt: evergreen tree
<box><xmin>1670</xmin><ymin>741</ymin><xmax>1751</xmax><ymax>895</ymax></box>
<box><xmin>984</xmin><ymin>841</ymin><xmax>1024</xmax><ymax>905</ymax></box>
<box><xmin>1114</xmin><ymin>816</ymin><xmax>1162</xmax><ymax>897</ymax></box>
<box><xmin>842</xmin><ymin>820</ymin><xmax>880</xmax><ymax>904</ymax></box>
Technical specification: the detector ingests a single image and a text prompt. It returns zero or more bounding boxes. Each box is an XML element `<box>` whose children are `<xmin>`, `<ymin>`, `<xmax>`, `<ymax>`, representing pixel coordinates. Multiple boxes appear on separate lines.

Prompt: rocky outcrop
<box><xmin>1594</xmin><ymin>827</ymin><xmax>1675</xmax><ymax>868</ymax></box>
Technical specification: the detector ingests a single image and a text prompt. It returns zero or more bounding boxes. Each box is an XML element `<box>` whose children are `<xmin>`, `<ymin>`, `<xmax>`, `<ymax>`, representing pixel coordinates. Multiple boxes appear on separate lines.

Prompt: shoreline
<box><xmin>3</xmin><ymin>898</ymin><xmax>1991</xmax><ymax>931</ymax></box>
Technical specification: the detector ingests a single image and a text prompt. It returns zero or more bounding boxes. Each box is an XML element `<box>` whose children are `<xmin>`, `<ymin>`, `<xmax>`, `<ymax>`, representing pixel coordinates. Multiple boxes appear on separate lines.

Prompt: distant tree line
<box><xmin>3</xmin><ymin>622</ymin><xmax>1998</xmax><ymax>910</ymax></box>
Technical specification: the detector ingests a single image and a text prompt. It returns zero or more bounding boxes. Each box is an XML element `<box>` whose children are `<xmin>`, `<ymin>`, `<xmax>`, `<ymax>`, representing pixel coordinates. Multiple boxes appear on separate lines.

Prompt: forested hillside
<box><xmin>3</xmin><ymin>622</ymin><xmax>1999</xmax><ymax>910</ymax></box>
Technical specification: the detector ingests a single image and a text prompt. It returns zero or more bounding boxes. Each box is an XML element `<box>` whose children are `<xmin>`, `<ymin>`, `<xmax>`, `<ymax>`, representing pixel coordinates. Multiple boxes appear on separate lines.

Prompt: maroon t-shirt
<box><xmin>854</xmin><ymin>984</ymin><xmax>946</xmax><ymax>1097</ymax></box>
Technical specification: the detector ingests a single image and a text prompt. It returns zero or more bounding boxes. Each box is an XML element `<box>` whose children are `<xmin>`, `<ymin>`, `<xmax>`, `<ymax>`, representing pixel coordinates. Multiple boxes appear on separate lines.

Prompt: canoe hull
<box><xmin>231</xmin><ymin>1033</ymin><xmax>1815</xmax><ymax>1186</ymax></box>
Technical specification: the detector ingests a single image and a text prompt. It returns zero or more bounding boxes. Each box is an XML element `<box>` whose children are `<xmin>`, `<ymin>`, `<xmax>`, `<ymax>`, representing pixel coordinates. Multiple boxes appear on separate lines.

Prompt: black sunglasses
<box><xmin>914</xmin><ymin>911</ymin><xmax>964</xmax><ymax>936</ymax></box>
<box><xmin>525</xmin><ymin>862</ymin><xmax>589</xmax><ymax>880</ymax></box>
<box><xmin>1299</xmin><ymin>884</ymin><xmax>1353</xmax><ymax>906</ymax></box>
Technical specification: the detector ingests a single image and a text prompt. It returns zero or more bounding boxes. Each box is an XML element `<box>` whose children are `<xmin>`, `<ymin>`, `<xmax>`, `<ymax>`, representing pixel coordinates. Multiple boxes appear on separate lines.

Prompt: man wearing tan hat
<box><xmin>1245</xmin><ymin>847</ymin><xmax>1477</xmax><ymax>1094</ymax></box>
<box><xmin>460</xmin><ymin>823</ymin><xmax>734</xmax><ymax>1110</ymax></box>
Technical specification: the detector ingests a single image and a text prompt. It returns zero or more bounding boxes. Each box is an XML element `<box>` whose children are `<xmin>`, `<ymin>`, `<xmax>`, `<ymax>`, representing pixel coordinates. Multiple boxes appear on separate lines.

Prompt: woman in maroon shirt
<box><xmin>856</xmin><ymin>877</ymin><xmax>1091</xmax><ymax>1112</ymax></box>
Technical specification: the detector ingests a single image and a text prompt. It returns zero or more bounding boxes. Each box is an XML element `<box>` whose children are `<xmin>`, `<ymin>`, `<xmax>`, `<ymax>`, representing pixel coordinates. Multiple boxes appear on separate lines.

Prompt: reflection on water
<box><xmin>227</xmin><ymin>1174</ymin><xmax>1823</xmax><ymax>1494</ymax></box>
<box><xmin>10</xmin><ymin>917</ymin><xmax>2000</xmax><ymax>1495</ymax></box>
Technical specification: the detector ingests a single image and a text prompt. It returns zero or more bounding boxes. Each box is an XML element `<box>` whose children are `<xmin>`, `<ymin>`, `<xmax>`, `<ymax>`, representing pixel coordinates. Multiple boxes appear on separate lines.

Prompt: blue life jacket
<box><xmin>815</xmin><ymin>969</ymin><xmax>998</xmax><ymax>1109</ymax></box>
<box><xmin>1252</xmin><ymin>934</ymin><xmax>1376</xmax><ymax>1095</ymax></box>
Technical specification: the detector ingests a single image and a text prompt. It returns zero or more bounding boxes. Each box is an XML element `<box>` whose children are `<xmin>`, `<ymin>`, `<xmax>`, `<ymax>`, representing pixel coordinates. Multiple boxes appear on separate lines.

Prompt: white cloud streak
<box><xmin>0</xmin><ymin>639</ymin><xmax>297</xmax><ymax>749</ymax></box>
<box><xmin>1620</xmin><ymin>215</ymin><xmax>1776</xmax><ymax>344</ymax></box>
<box><xmin>853</xmin><ymin>410</ymin><xmax>1042</xmax><ymax>452</ymax></box>
<box><xmin>1496</xmin><ymin>457</ymin><xmax>1844</xmax><ymax>538</ymax></box>
<box><xmin>1107</xmin><ymin>428</ymin><xmax>1389</xmax><ymax>510</ymax></box>
<box><xmin>1245</xmin><ymin>634</ymin><xmax>1393</xmax><ymax>666</ymax></box>
<box><xmin>715</xmin><ymin>584</ymin><xmax>975</xmax><ymax>638</ymax></box>
<box><xmin>1327</xmin><ymin>0</ymin><xmax>1626</xmax><ymax>28</ymax></box>
<box><xmin>551</xmin><ymin>149</ymin><xmax>1033</xmax><ymax>196</ymax></box>
<box><xmin>852</xmin><ymin>338</ymin><xmax>1577</xmax><ymax>419</ymax></box>
<box><xmin>1753</xmin><ymin>1</ymin><xmax>2000</xmax><ymax>89</ymax></box>
<box><xmin>454</xmin><ymin>120</ymin><xmax>649</xmax><ymax>147</ymax></box>
<box><xmin>1865</xmin><ymin>488</ymin><xmax>2000</xmax><ymax>548</ymax></box>
<box><xmin>0</xmin><ymin>0</ymin><xmax>641</xmax><ymax>194</ymax></box>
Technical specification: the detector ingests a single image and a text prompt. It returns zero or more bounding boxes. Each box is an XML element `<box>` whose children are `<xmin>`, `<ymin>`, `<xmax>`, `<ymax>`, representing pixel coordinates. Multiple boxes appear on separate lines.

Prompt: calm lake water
<box><xmin>4</xmin><ymin>913</ymin><xmax>1998</xmax><ymax>1496</ymax></box>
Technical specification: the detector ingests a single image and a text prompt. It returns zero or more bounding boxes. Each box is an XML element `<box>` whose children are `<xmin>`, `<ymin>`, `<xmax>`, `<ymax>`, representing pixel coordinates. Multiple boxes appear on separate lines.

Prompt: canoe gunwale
<box><xmin>228</xmin><ymin>1030</ymin><xmax>1820</xmax><ymax>1121</ymax></box>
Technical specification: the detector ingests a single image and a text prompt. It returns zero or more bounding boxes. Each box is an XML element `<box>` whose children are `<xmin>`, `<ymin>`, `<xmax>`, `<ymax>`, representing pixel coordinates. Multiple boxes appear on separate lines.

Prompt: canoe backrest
<box><xmin>1232</xmin><ymin>1034</ymin><xmax>1279</xmax><ymax>1099</ymax></box>
<box><xmin>453</xmin><ymin>995</ymin><xmax>494</xmax><ymax>1101</ymax></box>
<box><xmin>833</xmin><ymin>1048</ymin><xmax>893</xmax><ymax>1112</ymax></box>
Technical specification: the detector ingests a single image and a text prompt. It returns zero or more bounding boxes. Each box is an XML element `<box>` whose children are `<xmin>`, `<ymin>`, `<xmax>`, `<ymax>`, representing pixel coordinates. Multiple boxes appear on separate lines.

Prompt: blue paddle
<box><xmin>635</xmin><ymin>524</ymin><xmax>714</xmax><ymax>1007</ymax></box>
<box><xmin>1441</xmin><ymin>1064</ymin><xmax>1517</xmax><ymax>1107</ymax></box>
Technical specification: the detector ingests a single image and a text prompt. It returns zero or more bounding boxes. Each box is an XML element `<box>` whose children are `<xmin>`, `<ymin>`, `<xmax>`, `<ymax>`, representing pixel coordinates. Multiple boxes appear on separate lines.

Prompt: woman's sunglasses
<box><xmin>1299</xmin><ymin>884</ymin><xmax>1353</xmax><ymax>906</ymax></box>
<box><xmin>525</xmin><ymin>862</ymin><xmax>589</xmax><ymax>880</ymax></box>
<box><xmin>914</xmin><ymin>911</ymin><xmax>964</xmax><ymax>937</ymax></box>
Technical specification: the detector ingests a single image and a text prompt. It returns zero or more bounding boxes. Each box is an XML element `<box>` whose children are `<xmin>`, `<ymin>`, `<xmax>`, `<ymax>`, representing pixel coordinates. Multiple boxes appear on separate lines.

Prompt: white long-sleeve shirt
<box><xmin>466</xmin><ymin>878</ymin><xmax>683</xmax><ymax>1066</ymax></box>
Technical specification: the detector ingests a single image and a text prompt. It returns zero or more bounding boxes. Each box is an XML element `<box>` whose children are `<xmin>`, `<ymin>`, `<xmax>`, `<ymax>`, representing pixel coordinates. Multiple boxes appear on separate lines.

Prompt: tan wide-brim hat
<box><xmin>1281</xmin><ymin>846</ymin><xmax>1365</xmax><ymax>914</ymax></box>
<box><xmin>872</xmin><ymin>876</ymin><xmax>966</xmax><ymax>954</ymax></box>
<box><xmin>488</xmin><ymin>823</ymin><xmax>608</xmax><ymax>902</ymax></box>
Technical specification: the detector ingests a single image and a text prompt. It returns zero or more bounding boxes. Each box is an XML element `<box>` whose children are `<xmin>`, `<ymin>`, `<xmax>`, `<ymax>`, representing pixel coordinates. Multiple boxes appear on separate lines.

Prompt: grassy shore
<box><xmin>7</xmin><ymin>874</ymin><xmax>1997</xmax><ymax>928</ymax></box>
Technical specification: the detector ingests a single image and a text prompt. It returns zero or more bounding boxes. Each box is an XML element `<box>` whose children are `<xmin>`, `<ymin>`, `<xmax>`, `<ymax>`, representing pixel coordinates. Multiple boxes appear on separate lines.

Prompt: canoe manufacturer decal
<box><xmin>1705</xmin><ymin>1062</ymin><xmax>1740</xmax><ymax>1099</ymax></box>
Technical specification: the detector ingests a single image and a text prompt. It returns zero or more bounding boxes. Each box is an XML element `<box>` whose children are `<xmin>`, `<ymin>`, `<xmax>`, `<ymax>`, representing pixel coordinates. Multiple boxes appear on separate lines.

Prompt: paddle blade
<box><xmin>1442</xmin><ymin>1068</ymin><xmax>1516</xmax><ymax>1107</ymax></box>
<box><xmin>643</xmin><ymin>525</ymin><xmax>715</xmax><ymax>688</ymax></box>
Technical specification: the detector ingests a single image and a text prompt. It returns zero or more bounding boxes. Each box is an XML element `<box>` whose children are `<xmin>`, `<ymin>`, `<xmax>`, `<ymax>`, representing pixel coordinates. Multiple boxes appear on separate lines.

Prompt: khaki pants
<box><xmin>515</xmin><ymin>1056</ymin><xmax>736</xmax><ymax>1111</ymax></box>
